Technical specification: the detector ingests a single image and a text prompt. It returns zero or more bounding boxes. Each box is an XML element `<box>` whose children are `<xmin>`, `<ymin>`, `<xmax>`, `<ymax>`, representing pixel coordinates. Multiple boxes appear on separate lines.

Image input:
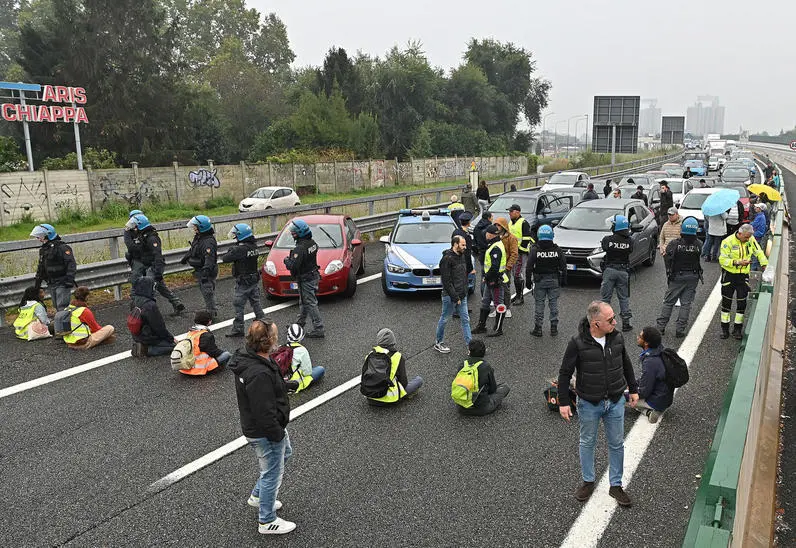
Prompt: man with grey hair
<box><xmin>558</xmin><ymin>300</ymin><xmax>639</xmax><ymax>507</ymax></box>
<box><xmin>718</xmin><ymin>223</ymin><xmax>768</xmax><ymax>339</ymax></box>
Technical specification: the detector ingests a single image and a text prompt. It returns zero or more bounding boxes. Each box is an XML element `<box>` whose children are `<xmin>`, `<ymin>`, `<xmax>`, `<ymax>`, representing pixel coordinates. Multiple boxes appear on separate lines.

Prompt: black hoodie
<box><xmin>557</xmin><ymin>317</ymin><xmax>638</xmax><ymax>406</ymax></box>
<box><xmin>439</xmin><ymin>248</ymin><xmax>468</xmax><ymax>299</ymax></box>
<box><xmin>130</xmin><ymin>277</ymin><xmax>174</xmax><ymax>345</ymax></box>
<box><xmin>229</xmin><ymin>347</ymin><xmax>290</xmax><ymax>441</ymax></box>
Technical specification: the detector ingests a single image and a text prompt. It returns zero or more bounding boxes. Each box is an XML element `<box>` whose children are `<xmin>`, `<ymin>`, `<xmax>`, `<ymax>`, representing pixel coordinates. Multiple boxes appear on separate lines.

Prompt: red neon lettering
<box><xmin>73</xmin><ymin>87</ymin><xmax>87</xmax><ymax>104</ymax></box>
<box><xmin>42</xmin><ymin>85</ymin><xmax>57</xmax><ymax>102</ymax></box>
<box><xmin>76</xmin><ymin>108</ymin><xmax>89</xmax><ymax>123</ymax></box>
<box><xmin>1</xmin><ymin>104</ymin><xmax>16</xmax><ymax>121</ymax></box>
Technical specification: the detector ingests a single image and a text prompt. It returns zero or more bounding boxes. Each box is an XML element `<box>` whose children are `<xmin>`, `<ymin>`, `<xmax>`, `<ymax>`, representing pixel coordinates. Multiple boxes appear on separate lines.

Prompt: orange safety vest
<box><xmin>179</xmin><ymin>329</ymin><xmax>219</xmax><ymax>376</ymax></box>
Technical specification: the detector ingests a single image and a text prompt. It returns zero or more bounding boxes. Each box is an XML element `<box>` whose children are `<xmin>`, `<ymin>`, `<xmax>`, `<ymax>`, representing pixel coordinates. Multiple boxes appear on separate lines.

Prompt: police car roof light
<box><xmin>421</xmin><ymin>211</ymin><xmax>430</xmax><ymax>221</ymax></box>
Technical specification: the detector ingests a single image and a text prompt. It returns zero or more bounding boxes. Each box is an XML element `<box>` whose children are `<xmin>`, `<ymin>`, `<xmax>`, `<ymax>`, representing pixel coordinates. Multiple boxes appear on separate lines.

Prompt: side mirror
<box><xmin>264</xmin><ymin>240</ymin><xmax>274</xmax><ymax>247</ymax></box>
<box><xmin>351</xmin><ymin>238</ymin><xmax>362</xmax><ymax>246</ymax></box>
<box><xmin>631</xmin><ymin>223</ymin><xmax>643</xmax><ymax>233</ymax></box>
<box><xmin>550</xmin><ymin>219</ymin><xmax>560</xmax><ymax>227</ymax></box>
<box><xmin>379</xmin><ymin>235</ymin><xmax>390</xmax><ymax>244</ymax></box>
<box><xmin>675</xmin><ymin>202</ymin><xmax>680</xmax><ymax>208</ymax></box>
<box><xmin>541</xmin><ymin>207</ymin><xmax>552</xmax><ymax>216</ymax></box>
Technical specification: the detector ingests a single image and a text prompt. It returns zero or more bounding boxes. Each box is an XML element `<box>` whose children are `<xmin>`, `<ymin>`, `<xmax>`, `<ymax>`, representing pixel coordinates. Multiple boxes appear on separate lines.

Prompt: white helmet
<box><xmin>286</xmin><ymin>323</ymin><xmax>305</xmax><ymax>343</ymax></box>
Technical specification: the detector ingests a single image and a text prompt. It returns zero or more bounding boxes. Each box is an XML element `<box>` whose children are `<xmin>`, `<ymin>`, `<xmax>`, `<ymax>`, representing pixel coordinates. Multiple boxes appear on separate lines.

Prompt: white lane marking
<box><xmin>0</xmin><ymin>274</ymin><xmax>382</xmax><ymax>401</ymax></box>
<box><xmin>560</xmin><ymin>279</ymin><xmax>723</xmax><ymax>548</ymax></box>
<box><xmin>147</xmin><ymin>375</ymin><xmax>363</xmax><ymax>493</ymax></box>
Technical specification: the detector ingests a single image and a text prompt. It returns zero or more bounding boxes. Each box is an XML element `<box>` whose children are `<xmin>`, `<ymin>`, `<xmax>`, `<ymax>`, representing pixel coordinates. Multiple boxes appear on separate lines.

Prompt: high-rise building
<box><xmin>639</xmin><ymin>99</ymin><xmax>661</xmax><ymax>136</ymax></box>
<box><xmin>686</xmin><ymin>96</ymin><xmax>725</xmax><ymax>136</ymax></box>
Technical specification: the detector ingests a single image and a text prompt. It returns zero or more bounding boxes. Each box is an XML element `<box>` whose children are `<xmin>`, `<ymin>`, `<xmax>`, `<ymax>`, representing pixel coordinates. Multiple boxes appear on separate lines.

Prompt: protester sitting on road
<box><xmin>285</xmin><ymin>323</ymin><xmax>325</xmax><ymax>392</ymax></box>
<box><xmin>178</xmin><ymin>310</ymin><xmax>232</xmax><ymax>375</ymax></box>
<box><xmin>627</xmin><ymin>327</ymin><xmax>672</xmax><ymax>423</ymax></box>
<box><xmin>360</xmin><ymin>328</ymin><xmax>423</xmax><ymax>405</ymax></box>
<box><xmin>13</xmin><ymin>286</ymin><xmax>51</xmax><ymax>341</ymax></box>
<box><xmin>451</xmin><ymin>339</ymin><xmax>510</xmax><ymax>416</ymax></box>
<box><xmin>63</xmin><ymin>286</ymin><xmax>117</xmax><ymax>349</ymax></box>
<box><xmin>229</xmin><ymin>319</ymin><xmax>296</xmax><ymax>535</ymax></box>
<box><xmin>130</xmin><ymin>276</ymin><xmax>176</xmax><ymax>357</ymax></box>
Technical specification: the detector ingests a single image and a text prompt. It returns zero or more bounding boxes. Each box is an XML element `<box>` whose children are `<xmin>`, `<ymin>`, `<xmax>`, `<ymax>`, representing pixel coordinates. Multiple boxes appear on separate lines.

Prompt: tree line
<box><xmin>0</xmin><ymin>0</ymin><xmax>550</xmax><ymax>168</ymax></box>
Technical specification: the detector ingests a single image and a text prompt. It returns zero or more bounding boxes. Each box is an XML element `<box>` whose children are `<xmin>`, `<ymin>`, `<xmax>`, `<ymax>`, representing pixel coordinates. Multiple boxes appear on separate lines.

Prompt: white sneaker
<box><xmin>259</xmin><ymin>516</ymin><xmax>296</xmax><ymax>535</ymax></box>
<box><xmin>247</xmin><ymin>495</ymin><xmax>282</xmax><ymax>511</ymax></box>
<box><xmin>433</xmin><ymin>342</ymin><xmax>451</xmax><ymax>353</ymax></box>
<box><xmin>505</xmin><ymin>309</ymin><xmax>512</xmax><ymax>318</ymax></box>
<box><xmin>488</xmin><ymin>309</ymin><xmax>496</xmax><ymax>318</ymax></box>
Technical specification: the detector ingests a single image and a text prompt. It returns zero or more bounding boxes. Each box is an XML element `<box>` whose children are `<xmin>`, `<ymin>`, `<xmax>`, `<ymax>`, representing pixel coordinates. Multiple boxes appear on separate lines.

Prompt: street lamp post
<box><xmin>542</xmin><ymin>112</ymin><xmax>555</xmax><ymax>157</ymax></box>
<box><xmin>566</xmin><ymin>115</ymin><xmax>583</xmax><ymax>159</ymax></box>
<box><xmin>554</xmin><ymin>120</ymin><xmax>567</xmax><ymax>157</ymax></box>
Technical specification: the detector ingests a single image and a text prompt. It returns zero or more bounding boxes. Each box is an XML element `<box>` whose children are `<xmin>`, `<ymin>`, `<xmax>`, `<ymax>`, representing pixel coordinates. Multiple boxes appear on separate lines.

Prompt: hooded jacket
<box><xmin>637</xmin><ymin>346</ymin><xmax>673</xmax><ymax>411</ymax></box>
<box><xmin>229</xmin><ymin>347</ymin><xmax>290</xmax><ymax>441</ymax></box>
<box><xmin>362</xmin><ymin>329</ymin><xmax>408</xmax><ymax>389</ymax></box>
<box><xmin>557</xmin><ymin>317</ymin><xmax>638</xmax><ymax>406</ymax></box>
<box><xmin>493</xmin><ymin>217</ymin><xmax>518</xmax><ymax>268</ymax></box>
<box><xmin>472</xmin><ymin>217</ymin><xmax>492</xmax><ymax>259</ymax></box>
<box><xmin>130</xmin><ymin>277</ymin><xmax>174</xmax><ymax>344</ymax></box>
<box><xmin>439</xmin><ymin>248</ymin><xmax>468</xmax><ymax>300</ymax></box>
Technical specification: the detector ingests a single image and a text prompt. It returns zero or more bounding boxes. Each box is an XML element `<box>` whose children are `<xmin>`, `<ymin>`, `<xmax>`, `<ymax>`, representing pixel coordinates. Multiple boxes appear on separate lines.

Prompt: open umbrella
<box><xmin>747</xmin><ymin>183</ymin><xmax>782</xmax><ymax>202</ymax></box>
<box><xmin>702</xmin><ymin>188</ymin><xmax>740</xmax><ymax>216</ymax></box>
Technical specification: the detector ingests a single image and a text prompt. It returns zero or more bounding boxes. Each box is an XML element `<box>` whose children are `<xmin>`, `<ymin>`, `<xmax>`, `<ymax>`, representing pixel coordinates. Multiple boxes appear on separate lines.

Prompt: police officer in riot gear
<box><xmin>526</xmin><ymin>224</ymin><xmax>566</xmax><ymax>337</ymax></box>
<box><xmin>657</xmin><ymin>217</ymin><xmax>702</xmax><ymax>338</ymax></box>
<box><xmin>221</xmin><ymin>223</ymin><xmax>265</xmax><ymax>337</ymax></box>
<box><xmin>181</xmin><ymin>215</ymin><xmax>218</xmax><ymax>318</ymax></box>
<box><xmin>31</xmin><ymin>223</ymin><xmax>76</xmax><ymax>311</ymax></box>
<box><xmin>284</xmin><ymin>219</ymin><xmax>325</xmax><ymax>338</ymax></box>
<box><xmin>600</xmin><ymin>214</ymin><xmax>634</xmax><ymax>332</ymax></box>
<box><xmin>125</xmin><ymin>213</ymin><xmax>185</xmax><ymax>316</ymax></box>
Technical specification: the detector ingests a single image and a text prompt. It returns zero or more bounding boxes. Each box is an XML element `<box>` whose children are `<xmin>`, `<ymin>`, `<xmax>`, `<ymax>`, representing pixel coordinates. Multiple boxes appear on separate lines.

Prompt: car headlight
<box><xmin>589</xmin><ymin>247</ymin><xmax>604</xmax><ymax>256</ymax></box>
<box><xmin>387</xmin><ymin>263</ymin><xmax>409</xmax><ymax>274</ymax></box>
<box><xmin>264</xmin><ymin>261</ymin><xmax>277</xmax><ymax>276</ymax></box>
<box><xmin>325</xmin><ymin>260</ymin><xmax>344</xmax><ymax>275</ymax></box>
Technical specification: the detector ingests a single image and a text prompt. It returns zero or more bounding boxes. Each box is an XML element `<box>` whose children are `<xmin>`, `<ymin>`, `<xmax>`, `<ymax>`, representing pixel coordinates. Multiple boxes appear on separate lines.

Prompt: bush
<box><xmin>542</xmin><ymin>159</ymin><xmax>570</xmax><ymax>173</ymax></box>
<box><xmin>204</xmin><ymin>195</ymin><xmax>236</xmax><ymax>209</ymax></box>
<box><xmin>0</xmin><ymin>136</ymin><xmax>26</xmax><ymax>172</ymax></box>
<box><xmin>41</xmin><ymin>148</ymin><xmax>119</xmax><ymax>170</ymax></box>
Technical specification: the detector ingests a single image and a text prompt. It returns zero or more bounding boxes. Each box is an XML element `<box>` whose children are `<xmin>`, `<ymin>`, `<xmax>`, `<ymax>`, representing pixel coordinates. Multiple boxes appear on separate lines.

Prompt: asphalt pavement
<box><xmin>0</xmin><ymin>232</ymin><xmax>744</xmax><ymax>547</ymax></box>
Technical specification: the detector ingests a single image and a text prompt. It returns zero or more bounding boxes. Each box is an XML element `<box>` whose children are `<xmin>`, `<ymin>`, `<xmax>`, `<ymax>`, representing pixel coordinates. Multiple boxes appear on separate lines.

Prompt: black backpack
<box><xmin>661</xmin><ymin>347</ymin><xmax>689</xmax><ymax>389</ymax></box>
<box><xmin>360</xmin><ymin>352</ymin><xmax>393</xmax><ymax>398</ymax></box>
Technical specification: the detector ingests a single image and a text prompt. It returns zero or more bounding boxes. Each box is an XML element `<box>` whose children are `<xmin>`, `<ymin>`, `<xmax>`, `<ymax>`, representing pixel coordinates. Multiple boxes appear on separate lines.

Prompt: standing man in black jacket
<box><xmin>582</xmin><ymin>183</ymin><xmax>600</xmax><ymax>201</ymax></box>
<box><xmin>659</xmin><ymin>183</ymin><xmax>674</xmax><ymax>226</ymax></box>
<box><xmin>630</xmin><ymin>185</ymin><xmax>648</xmax><ymax>206</ymax></box>
<box><xmin>222</xmin><ymin>223</ymin><xmax>265</xmax><ymax>337</ymax></box>
<box><xmin>283</xmin><ymin>219</ymin><xmax>324</xmax><ymax>338</ymax></box>
<box><xmin>558</xmin><ymin>301</ymin><xmax>639</xmax><ymax>508</ymax></box>
<box><xmin>603</xmin><ymin>179</ymin><xmax>613</xmax><ymax>198</ymax></box>
<box><xmin>230</xmin><ymin>319</ymin><xmax>296</xmax><ymax>535</ymax></box>
<box><xmin>472</xmin><ymin>212</ymin><xmax>493</xmax><ymax>294</ymax></box>
<box><xmin>453</xmin><ymin>212</ymin><xmax>476</xmax><ymax>292</ymax></box>
<box><xmin>182</xmin><ymin>215</ymin><xmax>218</xmax><ymax>319</ymax></box>
<box><xmin>434</xmin><ymin>235</ymin><xmax>472</xmax><ymax>353</ymax></box>
<box><xmin>30</xmin><ymin>223</ymin><xmax>76</xmax><ymax>311</ymax></box>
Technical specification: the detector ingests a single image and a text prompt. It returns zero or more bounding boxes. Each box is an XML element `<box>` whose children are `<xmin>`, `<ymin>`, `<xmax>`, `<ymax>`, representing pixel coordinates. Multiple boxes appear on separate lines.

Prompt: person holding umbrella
<box><xmin>700</xmin><ymin>188</ymin><xmax>740</xmax><ymax>262</ymax></box>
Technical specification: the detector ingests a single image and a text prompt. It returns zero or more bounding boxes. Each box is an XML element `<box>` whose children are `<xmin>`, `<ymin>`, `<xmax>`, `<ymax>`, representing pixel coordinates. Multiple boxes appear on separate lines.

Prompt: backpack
<box><xmin>661</xmin><ymin>347</ymin><xmax>689</xmax><ymax>389</ymax></box>
<box><xmin>544</xmin><ymin>379</ymin><xmax>578</xmax><ymax>412</ymax></box>
<box><xmin>170</xmin><ymin>339</ymin><xmax>195</xmax><ymax>371</ymax></box>
<box><xmin>271</xmin><ymin>345</ymin><xmax>295</xmax><ymax>379</ymax></box>
<box><xmin>53</xmin><ymin>308</ymin><xmax>74</xmax><ymax>336</ymax></box>
<box><xmin>451</xmin><ymin>360</ymin><xmax>483</xmax><ymax>408</ymax></box>
<box><xmin>360</xmin><ymin>351</ymin><xmax>393</xmax><ymax>398</ymax></box>
<box><xmin>127</xmin><ymin>306</ymin><xmax>143</xmax><ymax>335</ymax></box>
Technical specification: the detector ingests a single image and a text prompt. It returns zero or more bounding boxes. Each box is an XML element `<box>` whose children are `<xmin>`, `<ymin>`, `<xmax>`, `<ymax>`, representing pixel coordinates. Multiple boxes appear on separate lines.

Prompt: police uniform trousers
<box><xmin>194</xmin><ymin>271</ymin><xmax>217</xmax><ymax>316</ymax></box>
<box><xmin>721</xmin><ymin>271</ymin><xmax>749</xmax><ymax>326</ymax></box>
<box><xmin>297</xmin><ymin>271</ymin><xmax>323</xmax><ymax>331</ymax></box>
<box><xmin>50</xmin><ymin>283</ymin><xmax>73</xmax><ymax>312</ymax></box>
<box><xmin>534</xmin><ymin>274</ymin><xmax>561</xmax><ymax>326</ymax></box>
<box><xmin>232</xmin><ymin>273</ymin><xmax>265</xmax><ymax>335</ymax></box>
<box><xmin>600</xmin><ymin>266</ymin><xmax>632</xmax><ymax>320</ymax></box>
<box><xmin>657</xmin><ymin>272</ymin><xmax>699</xmax><ymax>333</ymax></box>
<box><xmin>130</xmin><ymin>260</ymin><xmax>183</xmax><ymax>311</ymax></box>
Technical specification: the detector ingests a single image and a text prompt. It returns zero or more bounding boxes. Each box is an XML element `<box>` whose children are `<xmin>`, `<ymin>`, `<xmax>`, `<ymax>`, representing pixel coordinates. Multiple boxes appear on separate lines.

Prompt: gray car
<box><xmin>551</xmin><ymin>198</ymin><xmax>659</xmax><ymax>278</ymax></box>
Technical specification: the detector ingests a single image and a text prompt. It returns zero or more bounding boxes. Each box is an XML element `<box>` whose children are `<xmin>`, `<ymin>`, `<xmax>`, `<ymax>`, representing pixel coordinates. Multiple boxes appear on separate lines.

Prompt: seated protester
<box><xmin>13</xmin><ymin>286</ymin><xmax>51</xmax><ymax>341</ymax></box>
<box><xmin>179</xmin><ymin>310</ymin><xmax>232</xmax><ymax>375</ymax></box>
<box><xmin>63</xmin><ymin>286</ymin><xmax>117</xmax><ymax>349</ymax></box>
<box><xmin>452</xmin><ymin>339</ymin><xmax>510</xmax><ymax>416</ymax></box>
<box><xmin>360</xmin><ymin>328</ymin><xmax>423</xmax><ymax>406</ymax></box>
<box><xmin>627</xmin><ymin>327</ymin><xmax>672</xmax><ymax>423</ymax></box>
<box><xmin>130</xmin><ymin>276</ymin><xmax>176</xmax><ymax>357</ymax></box>
<box><xmin>285</xmin><ymin>324</ymin><xmax>325</xmax><ymax>392</ymax></box>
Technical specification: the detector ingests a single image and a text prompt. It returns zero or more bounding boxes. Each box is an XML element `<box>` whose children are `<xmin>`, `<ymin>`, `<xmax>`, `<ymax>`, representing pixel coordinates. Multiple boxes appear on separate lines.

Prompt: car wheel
<box><xmin>643</xmin><ymin>240</ymin><xmax>657</xmax><ymax>266</ymax></box>
<box><xmin>356</xmin><ymin>249</ymin><xmax>366</xmax><ymax>275</ymax></box>
<box><xmin>343</xmin><ymin>269</ymin><xmax>357</xmax><ymax>298</ymax></box>
<box><xmin>381</xmin><ymin>273</ymin><xmax>394</xmax><ymax>297</ymax></box>
<box><xmin>294</xmin><ymin>202</ymin><xmax>301</xmax><ymax>206</ymax></box>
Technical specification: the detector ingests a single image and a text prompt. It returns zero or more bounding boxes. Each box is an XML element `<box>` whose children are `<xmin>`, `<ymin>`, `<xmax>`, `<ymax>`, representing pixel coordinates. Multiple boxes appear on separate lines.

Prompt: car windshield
<box><xmin>275</xmin><ymin>223</ymin><xmax>343</xmax><ymax>249</ymax></box>
<box><xmin>685</xmin><ymin>160</ymin><xmax>704</xmax><ymax>168</ymax></box>
<box><xmin>680</xmin><ymin>193</ymin><xmax>711</xmax><ymax>209</ymax></box>
<box><xmin>709</xmin><ymin>157</ymin><xmax>718</xmax><ymax>162</ymax></box>
<box><xmin>559</xmin><ymin>206</ymin><xmax>622</xmax><ymax>231</ymax></box>
<box><xmin>667</xmin><ymin>181</ymin><xmax>685</xmax><ymax>193</ymax></box>
<box><xmin>722</xmin><ymin>168</ymin><xmax>748</xmax><ymax>179</ymax></box>
<box><xmin>618</xmin><ymin>176</ymin><xmax>649</xmax><ymax>187</ymax></box>
<box><xmin>393</xmin><ymin>222</ymin><xmax>453</xmax><ymax>244</ymax></box>
<box><xmin>249</xmin><ymin>189</ymin><xmax>273</xmax><ymax>199</ymax></box>
<box><xmin>617</xmin><ymin>187</ymin><xmax>642</xmax><ymax>198</ymax></box>
<box><xmin>489</xmin><ymin>196</ymin><xmax>538</xmax><ymax>214</ymax></box>
<box><xmin>548</xmin><ymin>173</ymin><xmax>581</xmax><ymax>185</ymax></box>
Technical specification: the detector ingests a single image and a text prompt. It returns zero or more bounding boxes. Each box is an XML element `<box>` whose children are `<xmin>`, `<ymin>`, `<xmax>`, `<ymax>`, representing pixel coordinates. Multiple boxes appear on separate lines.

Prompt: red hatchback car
<box><xmin>261</xmin><ymin>214</ymin><xmax>365</xmax><ymax>299</ymax></box>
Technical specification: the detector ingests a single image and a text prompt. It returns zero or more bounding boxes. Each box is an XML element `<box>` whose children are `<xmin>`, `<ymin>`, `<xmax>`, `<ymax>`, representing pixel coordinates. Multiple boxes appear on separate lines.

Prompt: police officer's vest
<box><xmin>509</xmin><ymin>217</ymin><xmax>533</xmax><ymax>253</ymax></box>
<box><xmin>368</xmin><ymin>346</ymin><xmax>406</xmax><ymax>403</ymax></box>
<box><xmin>62</xmin><ymin>305</ymin><xmax>91</xmax><ymax>344</ymax></box>
<box><xmin>233</xmin><ymin>241</ymin><xmax>259</xmax><ymax>278</ymax></box>
<box><xmin>603</xmin><ymin>234</ymin><xmax>632</xmax><ymax>267</ymax></box>
<box><xmin>484</xmin><ymin>240</ymin><xmax>509</xmax><ymax>283</ymax></box>
<box><xmin>13</xmin><ymin>303</ymin><xmax>38</xmax><ymax>340</ymax></box>
<box><xmin>139</xmin><ymin>229</ymin><xmax>160</xmax><ymax>266</ymax></box>
<box><xmin>43</xmin><ymin>240</ymin><xmax>70</xmax><ymax>279</ymax></box>
<box><xmin>670</xmin><ymin>238</ymin><xmax>702</xmax><ymax>276</ymax></box>
<box><xmin>179</xmin><ymin>329</ymin><xmax>219</xmax><ymax>376</ymax></box>
<box><xmin>533</xmin><ymin>244</ymin><xmax>563</xmax><ymax>277</ymax></box>
<box><xmin>288</xmin><ymin>342</ymin><xmax>313</xmax><ymax>392</ymax></box>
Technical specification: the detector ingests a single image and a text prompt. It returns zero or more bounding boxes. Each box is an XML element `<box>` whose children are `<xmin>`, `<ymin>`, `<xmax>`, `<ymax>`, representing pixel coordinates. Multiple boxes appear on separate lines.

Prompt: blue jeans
<box><xmin>310</xmin><ymin>365</ymin><xmax>325</xmax><ymax>382</ymax></box>
<box><xmin>436</xmin><ymin>295</ymin><xmax>472</xmax><ymax>345</ymax></box>
<box><xmin>702</xmin><ymin>234</ymin><xmax>722</xmax><ymax>259</ymax></box>
<box><xmin>577</xmin><ymin>398</ymin><xmax>625</xmax><ymax>486</ymax></box>
<box><xmin>248</xmin><ymin>431</ymin><xmax>293</xmax><ymax>524</ymax></box>
<box><xmin>216</xmin><ymin>351</ymin><xmax>232</xmax><ymax>367</ymax></box>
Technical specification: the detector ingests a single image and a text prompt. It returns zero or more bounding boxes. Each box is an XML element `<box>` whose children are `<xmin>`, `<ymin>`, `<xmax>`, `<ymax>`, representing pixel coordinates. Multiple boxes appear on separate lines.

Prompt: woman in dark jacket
<box><xmin>476</xmin><ymin>180</ymin><xmax>490</xmax><ymax>218</ymax></box>
<box><xmin>130</xmin><ymin>276</ymin><xmax>175</xmax><ymax>357</ymax></box>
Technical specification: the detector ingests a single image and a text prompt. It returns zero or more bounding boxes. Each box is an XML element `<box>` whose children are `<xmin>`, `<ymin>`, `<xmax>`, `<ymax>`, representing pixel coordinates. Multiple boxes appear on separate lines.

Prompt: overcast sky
<box><xmin>252</xmin><ymin>0</ymin><xmax>792</xmax><ymax>135</ymax></box>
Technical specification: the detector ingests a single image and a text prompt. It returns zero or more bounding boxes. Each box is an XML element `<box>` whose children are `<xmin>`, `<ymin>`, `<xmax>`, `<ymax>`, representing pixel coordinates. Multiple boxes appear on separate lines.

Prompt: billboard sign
<box><xmin>661</xmin><ymin>116</ymin><xmax>685</xmax><ymax>145</ymax></box>
<box><xmin>592</xmin><ymin>96</ymin><xmax>640</xmax><ymax>154</ymax></box>
<box><xmin>1</xmin><ymin>82</ymin><xmax>89</xmax><ymax>123</ymax></box>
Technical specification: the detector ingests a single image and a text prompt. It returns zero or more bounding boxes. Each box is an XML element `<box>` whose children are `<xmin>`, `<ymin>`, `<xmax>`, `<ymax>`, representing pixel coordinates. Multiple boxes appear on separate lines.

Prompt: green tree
<box><xmin>290</xmin><ymin>88</ymin><xmax>352</xmax><ymax>149</ymax></box>
<box><xmin>442</xmin><ymin>64</ymin><xmax>499</xmax><ymax>132</ymax></box>
<box><xmin>348</xmin><ymin>113</ymin><xmax>382</xmax><ymax>158</ymax></box>
<box><xmin>316</xmin><ymin>47</ymin><xmax>365</xmax><ymax>115</ymax></box>
<box><xmin>0</xmin><ymin>135</ymin><xmax>26</xmax><ymax>171</ymax></box>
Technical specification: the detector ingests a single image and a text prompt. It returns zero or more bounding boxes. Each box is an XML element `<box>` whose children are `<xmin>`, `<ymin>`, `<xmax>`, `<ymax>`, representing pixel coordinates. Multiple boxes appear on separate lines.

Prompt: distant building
<box><xmin>639</xmin><ymin>99</ymin><xmax>661</xmax><ymax>136</ymax></box>
<box><xmin>686</xmin><ymin>96</ymin><xmax>725</xmax><ymax>136</ymax></box>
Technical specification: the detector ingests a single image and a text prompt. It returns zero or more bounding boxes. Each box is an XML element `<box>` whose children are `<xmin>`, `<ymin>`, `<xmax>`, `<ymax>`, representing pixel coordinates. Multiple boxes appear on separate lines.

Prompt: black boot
<box><xmin>550</xmin><ymin>322</ymin><xmax>558</xmax><ymax>337</ymax></box>
<box><xmin>531</xmin><ymin>325</ymin><xmax>543</xmax><ymax>337</ymax></box>
<box><xmin>487</xmin><ymin>312</ymin><xmax>505</xmax><ymax>337</ymax></box>
<box><xmin>512</xmin><ymin>292</ymin><xmax>524</xmax><ymax>305</ymax></box>
<box><xmin>732</xmin><ymin>323</ymin><xmax>743</xmax><ymax>340</ymax></box>
<box><xmin>621</xmin><ymin>320</ymin><xmax>633</xmax><ymax>332</ymax></box>
<box><xmin>472</xmin><ymin>309</ymin><xmax>489</xmax><ymax>334</ymax></box>
<box><xmin>720</xmin><ymin>322</ymin><xmax>730</xmax><ymax>339</ymax></box>
<box><xmin>170</xmin><ymin>303</ymin><xmax>186</xmax><ymax>317</ymax></box>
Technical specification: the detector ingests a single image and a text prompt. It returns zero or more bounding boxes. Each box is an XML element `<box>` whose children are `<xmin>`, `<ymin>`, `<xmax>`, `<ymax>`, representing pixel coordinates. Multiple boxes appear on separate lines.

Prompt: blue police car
<box><xmin>380</xmin><ymin>209</ymin><xmax>474</xmax><ymax>295</ymax></box>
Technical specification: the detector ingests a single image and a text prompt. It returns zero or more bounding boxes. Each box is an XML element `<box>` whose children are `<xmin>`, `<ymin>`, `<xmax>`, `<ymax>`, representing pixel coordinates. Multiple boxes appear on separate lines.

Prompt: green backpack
<box><xmin>451</xmin><ymin>360</ymin><xmax>483</xmax><ymax>408</ymax></box>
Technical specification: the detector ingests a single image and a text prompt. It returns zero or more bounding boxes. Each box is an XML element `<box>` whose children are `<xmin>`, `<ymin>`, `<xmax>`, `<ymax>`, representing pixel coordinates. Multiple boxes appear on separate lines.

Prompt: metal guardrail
<box><xmin>682</xmin><ymin>157</ymin><xmax>788</xmax><ymax>546</ymax></box>
<box><xmin>0</xmin><ymin>150</ymin><xmax>682</xmax><ymax>324</ymax></box>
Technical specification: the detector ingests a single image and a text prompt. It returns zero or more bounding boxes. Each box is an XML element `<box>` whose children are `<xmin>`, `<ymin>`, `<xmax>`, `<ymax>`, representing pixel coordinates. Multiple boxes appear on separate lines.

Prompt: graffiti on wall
<box><xmin>188</xmin><ymin>168</ymin><xmax>221</xmax><ymax>188</ymax></box>
<box><xmin>1</xmin><ymin>177</ymin><xmax>48</xmax><ymax>222</ymax></box>
<box><xmin>95</xmin><ymin>174</ymin><xmax>171</xmax><ymax>207</ymax></box>
<box><xmin>52</xmin><ymin>183</ymin><xmax>80</xmax><ymax>212</ymax></box>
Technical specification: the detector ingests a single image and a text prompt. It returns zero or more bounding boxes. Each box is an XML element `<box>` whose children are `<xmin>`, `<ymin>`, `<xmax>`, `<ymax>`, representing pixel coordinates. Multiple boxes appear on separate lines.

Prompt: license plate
<box><xmin>422</xmin><ymin>277</ymin><xmax>441</xmax><ymax>285</ymax></box>
<box><xmin>566</xmin><ymin>264</ymin><xmax>577</xmax><ymax>271</ymax></box>
<box><xmin>289</xmin><ymin>282</ymin><xmax>298</xmax><ymax>289</ymax></box>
